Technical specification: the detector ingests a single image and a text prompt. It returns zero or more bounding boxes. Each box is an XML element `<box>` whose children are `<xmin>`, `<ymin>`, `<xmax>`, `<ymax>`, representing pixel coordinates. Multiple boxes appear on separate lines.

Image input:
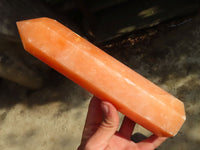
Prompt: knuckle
<box><xmin>101</xmin><ymin>118</ymin><xmax>117</xmax><ymax>130</ymax></box>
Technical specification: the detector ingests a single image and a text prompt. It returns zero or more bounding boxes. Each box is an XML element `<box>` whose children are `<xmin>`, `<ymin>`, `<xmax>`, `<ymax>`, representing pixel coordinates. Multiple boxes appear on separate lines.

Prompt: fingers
<box><xmin>79</xmin><ymin>96</ymin><xmax>103</xmax><ymax>147</ymax></box>
<box><xmin>137</xmin><ymin>134</ymin><xmax>167</xmax><ymax>150</ymax></box>
<box><xmin>84</xmin><ymin>96</ymin><xmax>103</xmax><ymax>127</ymax></box>
<box><xmin>119</xmin><ymin>116</ymin><xmax>136</xmax><ymax>139</ymax></box>
<box><xmin>85</xmin><ymin>101</ymin><xmax>119</xmax><ymax>149</ymax></box>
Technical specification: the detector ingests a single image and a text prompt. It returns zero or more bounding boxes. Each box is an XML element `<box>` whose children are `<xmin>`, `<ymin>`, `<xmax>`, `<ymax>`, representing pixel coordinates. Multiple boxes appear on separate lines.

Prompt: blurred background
<box><xmin>0</xmin><ymin>0</ymin><xmax>200</xmax><ymax>149</ymax></box>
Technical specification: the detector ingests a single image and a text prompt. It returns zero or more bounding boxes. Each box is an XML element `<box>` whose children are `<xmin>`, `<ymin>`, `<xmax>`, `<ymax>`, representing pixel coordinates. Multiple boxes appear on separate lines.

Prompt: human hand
<box><xmin>78</xmin><ymin>96</ymin><xmax>167</xmax><ymax>150</ymax></box>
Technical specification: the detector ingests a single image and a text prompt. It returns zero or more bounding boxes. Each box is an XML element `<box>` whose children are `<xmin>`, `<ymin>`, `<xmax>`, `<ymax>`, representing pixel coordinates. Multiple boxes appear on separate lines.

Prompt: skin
<box><xmin>78</xmin><ymin>96</ymin><xmax>167</xmax><ymax>150</ymax></box>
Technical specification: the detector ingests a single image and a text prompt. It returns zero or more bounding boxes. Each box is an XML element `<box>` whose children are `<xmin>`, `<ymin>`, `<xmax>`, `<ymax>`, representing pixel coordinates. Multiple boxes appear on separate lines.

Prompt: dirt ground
<box><xmin>0</xmin><ymin>12</ymin><xmax>200</xmax><ymax>150</ymax></box>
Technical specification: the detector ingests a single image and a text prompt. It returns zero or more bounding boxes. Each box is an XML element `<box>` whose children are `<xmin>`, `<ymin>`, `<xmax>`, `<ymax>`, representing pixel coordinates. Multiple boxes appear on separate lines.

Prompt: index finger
<box><xmin>80</xmin><ymin>96</ymin><xmax>103</xmax><ymax>146</ymax></box>
<box><xmin>85</xmin><ymin>96</ymin><xmax>103</xmax><ymax>127</ymax></box>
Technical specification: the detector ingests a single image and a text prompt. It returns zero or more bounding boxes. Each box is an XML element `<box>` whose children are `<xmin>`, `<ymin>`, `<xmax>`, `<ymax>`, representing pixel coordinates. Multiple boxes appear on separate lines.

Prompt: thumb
<box><xmin>86</xmin><ymin>101</ymin><xmax>119</xmax><ymax>149</ymax></box>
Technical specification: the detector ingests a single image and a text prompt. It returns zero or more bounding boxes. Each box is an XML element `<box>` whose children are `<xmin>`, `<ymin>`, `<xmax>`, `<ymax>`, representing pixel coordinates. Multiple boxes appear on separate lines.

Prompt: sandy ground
<box><xmin>0</xmin><ymin>13</ymin><xmax>200</xmax><ymax>150</ymax></box>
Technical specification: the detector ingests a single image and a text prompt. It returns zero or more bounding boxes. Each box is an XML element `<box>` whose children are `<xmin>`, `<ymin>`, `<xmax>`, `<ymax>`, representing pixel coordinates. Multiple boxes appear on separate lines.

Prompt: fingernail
<box><xmin>101</xmin><ymin>102</ymin><xmax>109</xmax><ymax>115</ymax></box>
